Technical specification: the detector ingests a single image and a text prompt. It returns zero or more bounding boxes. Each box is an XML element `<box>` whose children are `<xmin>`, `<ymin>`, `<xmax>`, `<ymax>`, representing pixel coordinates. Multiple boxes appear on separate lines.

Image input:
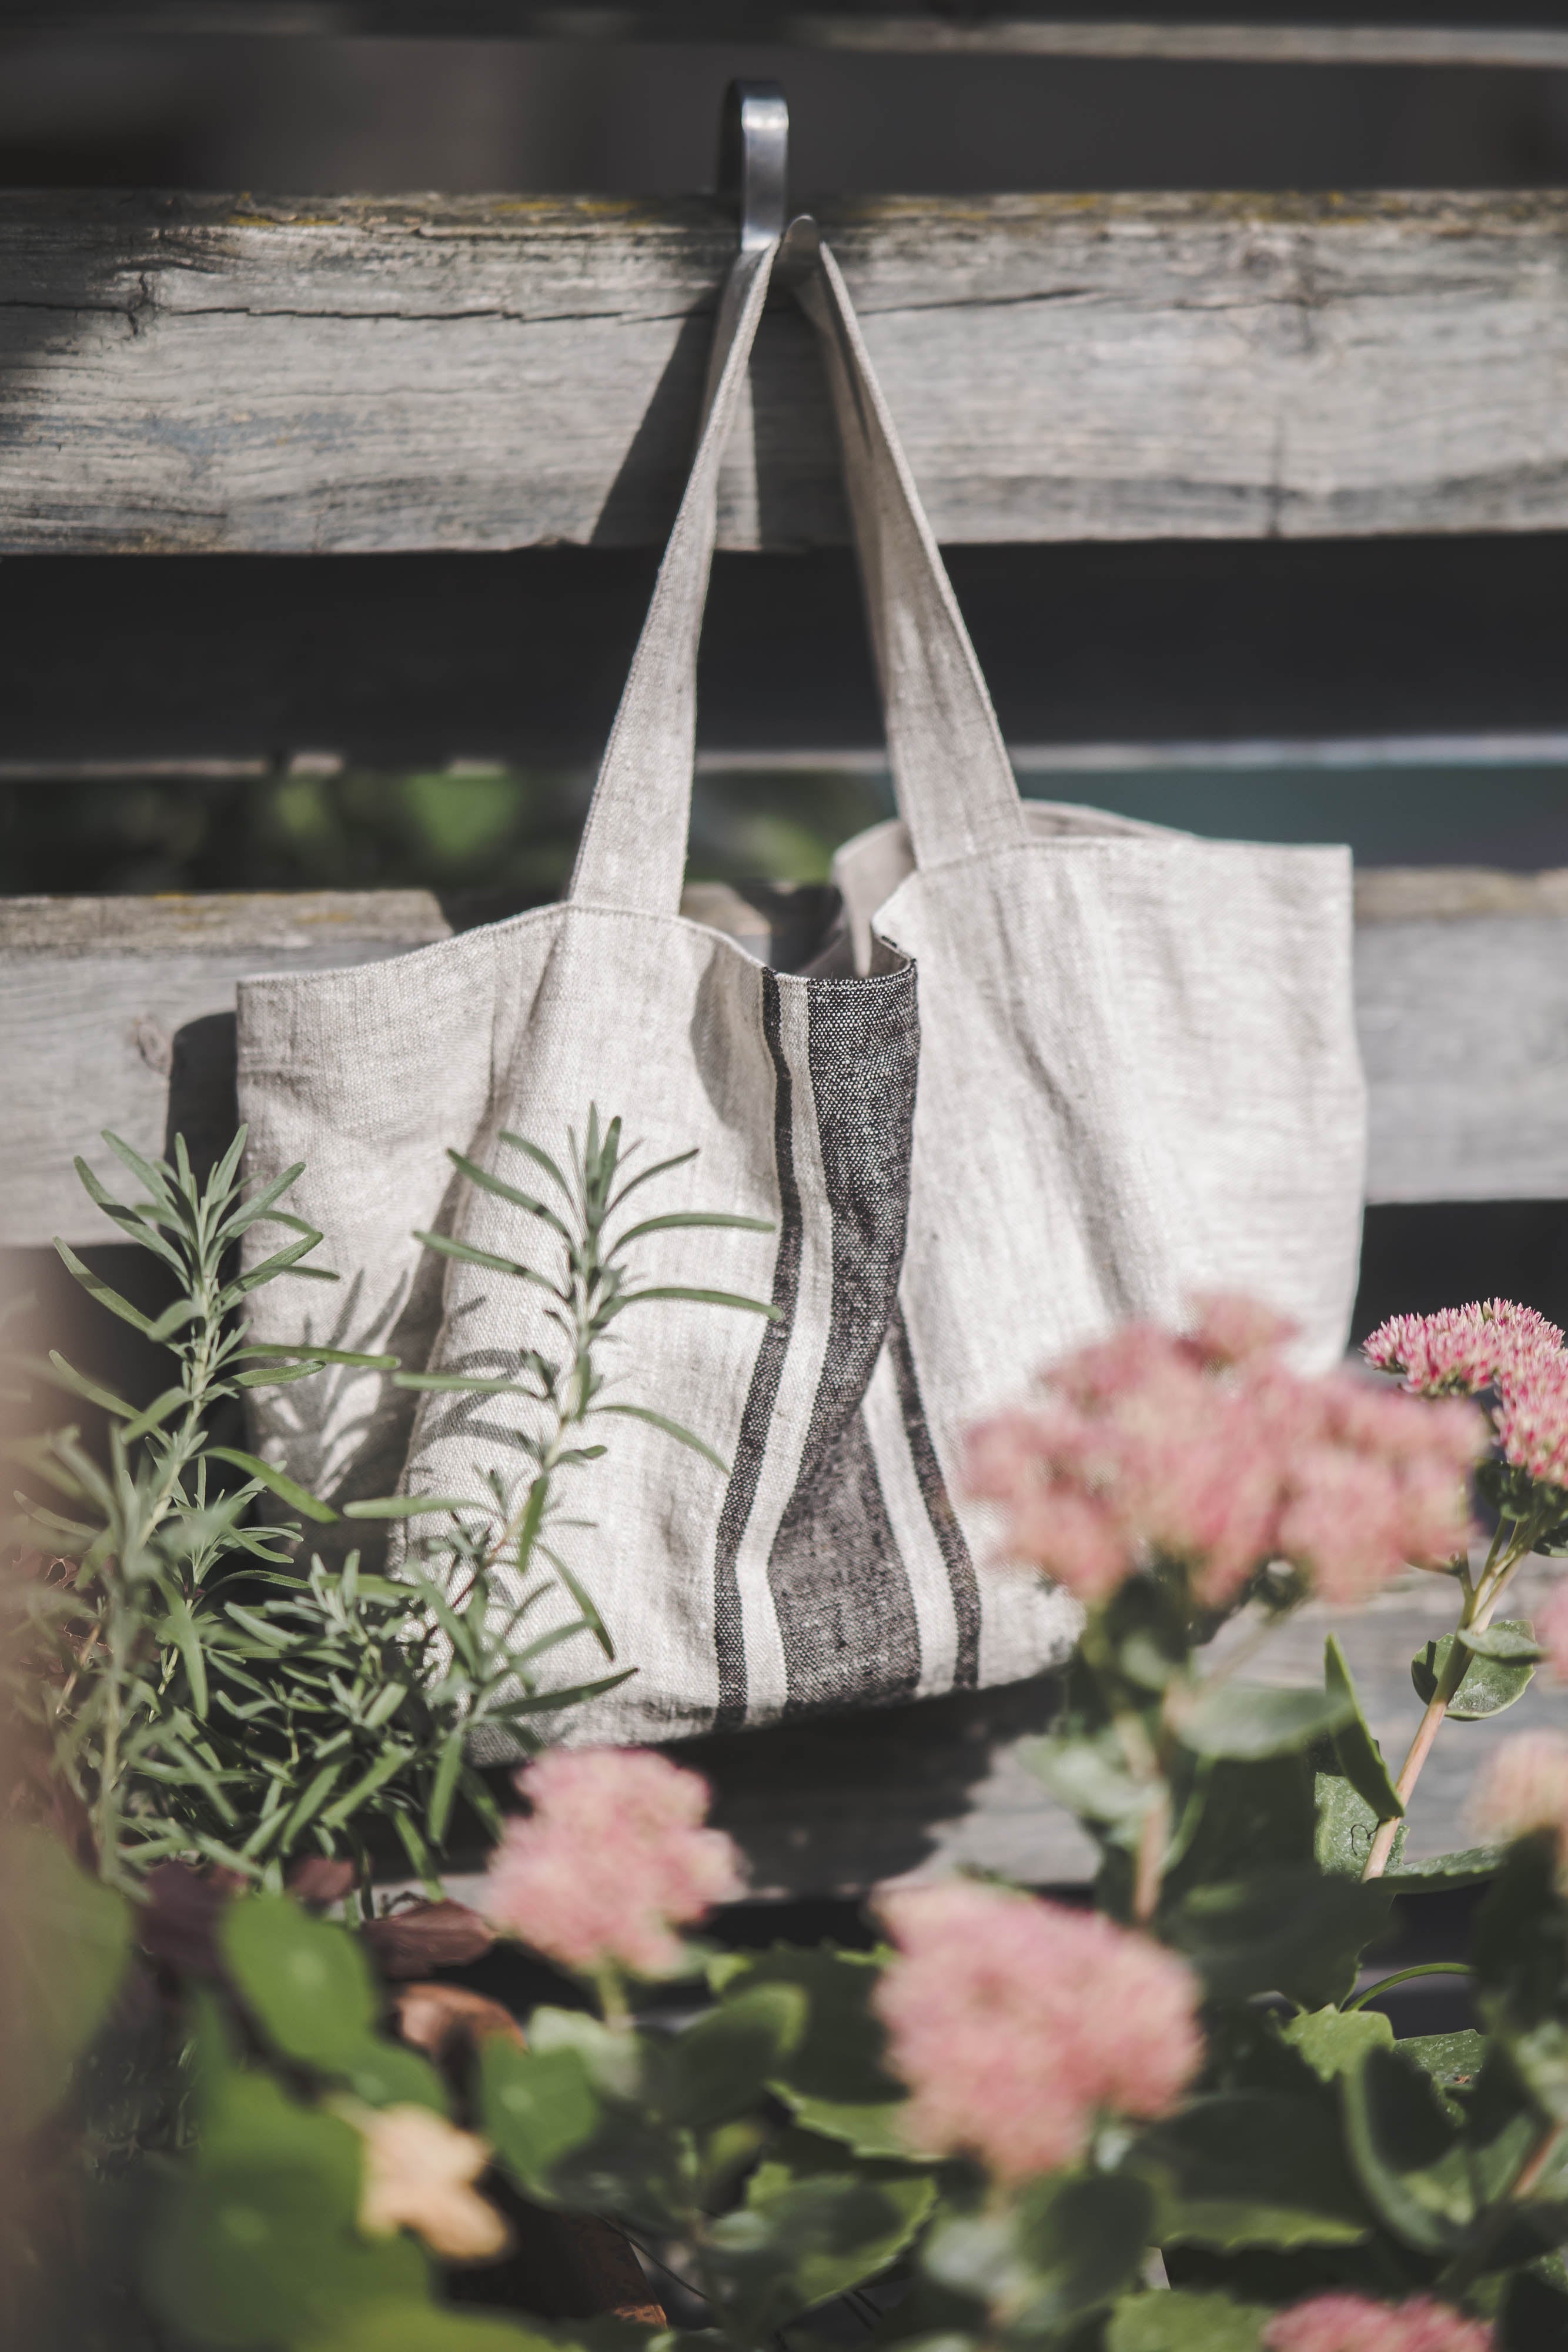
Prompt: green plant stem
<box><xmin>1510</xmin><ymin>2119</ymin><xmax>1566</xmax><ymax>2203</ymax></box>
<box><xmin>1345</xmin><ymin>1962</ymin><xmax>1473</xmax><ymax>2012</ymax></box>
<box><xmin>1362</xmin><ymin>1515</ymin><xmax>1546</xmax><ymax>1882</ymax></box>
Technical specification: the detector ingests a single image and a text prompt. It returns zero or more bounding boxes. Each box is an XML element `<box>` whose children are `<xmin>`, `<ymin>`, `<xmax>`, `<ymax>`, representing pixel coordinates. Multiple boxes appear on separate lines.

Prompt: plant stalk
<box><xmin>1363</xmin><ymin>1516</ymin><xmax>1544</xmax><ymax>1881</ymax></box>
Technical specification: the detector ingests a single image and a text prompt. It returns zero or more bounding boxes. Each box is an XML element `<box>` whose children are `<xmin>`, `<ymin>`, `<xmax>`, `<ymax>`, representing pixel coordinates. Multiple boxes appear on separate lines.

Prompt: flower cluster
<box><xmin>483</xmin><ymin>1748</ymin><xmax>744</xmax><ymax>1978</ymax></box>
<box><xmin>1363</xmin><ymin>1300</ymin><xmax>1562</xmax><ymax>1399</ymax></box>
<box><xmin>1366</xmin><ymin>1299</ymin><xmax>1568</xmax><ymax>1491</ymax></box>
<box><xmin>1263</xmin><ymin>2293</ymin><xmax>1492</xmax><ymax>2352</ymax></box>
<box><xmin>872</xmin><ymin>1881</ymin><xmax>1201</xmax><ymax>2181</ymax></box>
<box><xmin>965</xmin><ymin>1297</ymin><xmax>1483</xmax><ymax>1611</ymax></box>
<box><xmin>1470</xmin><ymin>1727</ymin><xmax>1568</xmax><ymax>1882</ymax></box>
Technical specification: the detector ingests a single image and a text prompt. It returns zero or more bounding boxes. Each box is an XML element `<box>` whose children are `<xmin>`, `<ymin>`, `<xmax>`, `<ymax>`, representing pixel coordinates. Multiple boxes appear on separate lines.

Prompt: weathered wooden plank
<box><xmin>5</xmin><ymin>870</ymin><xmax>1568</xmax><ymax>1245</ymax></box>
<box><xmin>6</xmin><ymin>7</ymin><xmax>1568</xmax><ymax>71</ymax></box>
<box><xmin>0</xmin><ymin>894</ymin><xmax>453</xmax><ymax>1248</ymax></box>
<box><xmin>7</xmin><ymin>191</ymin><xmax>1568</xmax><ymax>552</ymax></box>
<box><xmin>1355</xmin><ymin>880</ymin><xmax>1568</xmax><ymax>1205</ymax></box>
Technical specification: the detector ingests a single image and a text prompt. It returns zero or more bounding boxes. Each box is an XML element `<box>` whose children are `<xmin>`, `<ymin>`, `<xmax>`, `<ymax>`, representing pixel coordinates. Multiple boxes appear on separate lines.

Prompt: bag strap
<box><xmin>789</xmin><ymin>224</ymin><xmax>1026</xmax><ymax>870</ymax></box>
<box><xmin>567</xmin><ymin>221</ymin><xmax>1024</xmax><ymax>918</ymax></box>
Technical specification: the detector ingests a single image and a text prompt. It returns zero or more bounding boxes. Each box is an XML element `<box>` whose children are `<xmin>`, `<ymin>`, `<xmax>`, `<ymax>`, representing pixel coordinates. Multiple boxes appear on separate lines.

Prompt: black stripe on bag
<box><xmin>770</xmin><ymin>971</ymin><xmax>923</xmax><ymax>1717</ymax></box>
<box><xmin>711</xmin><ymin>966</ymin><xmax>801</xmax><ymax>1732</ymax></box>
<box><xmin>887</xmin><ymin>1301</ymin><xmax>982</xmax><ymax>1689</ymax></box>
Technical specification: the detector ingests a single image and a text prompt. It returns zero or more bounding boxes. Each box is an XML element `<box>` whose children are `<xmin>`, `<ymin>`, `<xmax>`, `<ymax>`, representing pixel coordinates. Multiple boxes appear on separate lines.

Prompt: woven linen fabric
<box><xmin>236</xmin><ymin>229</ymin><xmax>1074</xmax><ymax>1750</ymax></box>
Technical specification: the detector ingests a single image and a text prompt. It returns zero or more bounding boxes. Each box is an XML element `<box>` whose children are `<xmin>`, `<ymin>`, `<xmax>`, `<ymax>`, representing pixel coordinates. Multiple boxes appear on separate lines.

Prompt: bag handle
<box><xmin>567</xmin><ymin>220</ymin><xmax>1024</xmax><ymax>918</ymax></box>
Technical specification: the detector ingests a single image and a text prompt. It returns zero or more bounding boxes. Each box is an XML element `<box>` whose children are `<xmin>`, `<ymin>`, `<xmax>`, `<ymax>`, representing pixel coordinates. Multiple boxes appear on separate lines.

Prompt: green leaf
<box><xmin>479</xmin><ymin>2039</ymin><xmax>602</xmax><ymax>2198</ymax></box>
<box><xmin>713</xmin><ymin>1945</ymin><xmax>912</xmax><ymax>2158</ymax></box>
<box><xmin>615</xmin><ymin>1209</ymin><xmax>774</xmax><ymax>1247</ymax></box>
<box><xmin>17</xmin><ymin>1349</ymin><xmax>137</xmax><ymax>1419</ymax></box>
<box><xmin>1166</xmin><ymin>1866</ymin><xmax>1392</xmax><ymax>2009</ymax></box>
<box><xmin>342</xmin><ymin>1495</ymin><xmax>479</xmax><ymax>1520</ymax></box>
<box><xmin>1339</xmin><ymin>2041</ymin><xmax>1476</xmax><ymax>2254</ymax></box>
<box><xmin>143</xmin><ymin>2062</ymin><xmax>427</xmax><ymax>2348</ymax></box>
<box><xmin>222</xmin><ymin>1897</ymin><xmax>450</xmax><ymax>2112</ymax></box>
<box><xmin>426</xmin><ymin>1725</ymin><xmax>466</xmax><ymax>1846</ymax></box>
<box><xmin>1324</xmin><ymin>1635</ymin><xmax>1403</xmax><ymax>1822</ymax></box>
<box><xmin>392</xmin><ymin>1371</ymin><xmax>538</xmax><ymax>1396</ymax></box>
<box><xmin>1009</xmin><ymin>2169</ymin><xmax>1155</xmax><ymax>2336</ymax></box>
<box><xmin>1179</xmin><ymin>1681</ymin><xmax>1352</xmax><ymax>1762</ymax></box>
<box><xmin>1019</xmin><ymin>1732</ymin><xmax>1159</xmax><ymax>1834</ymax></box>
<box><xmin>100</xmin><ymin>1127</ymin><xmax>177</xmax><ymax>1211</ymax></box>
<box><xmin>227</xmin><ymin>1231</ymin><xmax>332</xmax><ymax>1297</ymax></box>
<box><xmin>1383</xmin><ymin>1846</ymin><xmax>1501</xmax><ymax>1894</ymax></box>
<box><xmin>301</xmin><ymin>2304</ymin><xmax>563</xmax><ymax>2352</ymax></box>
<box><xmin>1399</xmin><ymin>2029</ymin><xmax>1491</xmax><ymax>2116</ymax></box>
<box><xmin>207</xmin><ymin>1447</ymin><xmax>338</xmax><ymax>1523</ymax></box>
<box><xmin>318</xmin><ymin>1745</ymin><xmax>417</xmax><ymax>1832</ymax></box>
<box><xmin>1134</xmin><ymin>2092</ymin><xmax>1369</xmax><ymax>2251</ymax></box>
<box><xmin>543</xmin><ymin>1548</ymin><xmax>614</xmax><ymax>1660</ymax></box>
<box><xmin>340</xmin><ymin>2042</ymin><xmax>450</xmax><ymax>2114</ymax></box>
<box><xmin>497</xmin><ymin>1130</ymin><xmax>574</xmax><ymax>1201</ymax></box>
<box><xmin>413</xmin><ymin>1230</ymin><xmax>553</xmax><ymax>1288</ymax></box>
<box><xmin>1314</xmin><ymin>1765</ymin><xmax>1405</xmax><ymax>1881</ymax></box>
<box><xmin>164</xmin><ymin>1593</ymin><xmax>211</xmax><ymax>1720</ymax></box>
<box><xmin>618</xmin><ymin>1284</ymin><xmax>780</xmax><ymax>1319</ymax></box>
<box><xmin>706</xmin><ymin>2129</ymin><xmax>934</xmax><ymax>2336</ymax></box>
<box><xmin>594</xmin><ymin>1401</ymin><xmax>728</xmax><ymax>1474</ymax></box>
<box><xmin>121</xmin><ymin>1387</ymin><xmax>188</xmax><ymax>1443</ymax></box>
<box><xmin>1</xmin><ymin>1827</ymin><xmax>132</xmax><ymax>2139</ymax></box>
<box><xmin>660</xmin><ymin>1983</ymin><xmax>808</xmax><ymax>2130</ymax></box>
<box><xmin>52</xmin><ymin>1238</ymin><xmax>153</xmax><ymax>1334</ymax></box>
<box><xmin>233</xmin><ymin>1345</ymin><xmax>399</xmax><ymax>1371</ymax></box>
<box><xmin>235</xmin><ymin>1362</ymin><xmax>325</xmax><ymax>1389</ymax></box>
<box><xmin>222</xmin><ymin>1894</ymin><xmax>368</xmax><ymax>2058</ymax></box>
<box><xmin>1108</xmin><ymin>2290</ymin><xmax>1270</xmax><ymax>2352</ymax></box>
<box><xmin>1279</xmin><ymin>2004</ymin><xmax>1395</xmax><ymax>2084</ymax></box>
<box><xmin>1412</xmin><ymin>1623</ymin><xmax>1537</xmax><ymax>1719</ymax></box>
<box><xmin>1460</xmin><ymin>1621</ymin><xmax>1544</xmax><ymax>1663</ymax></box>
<box><xmin>446</xmin><ymin>1151</ymin><xmax>573</xmax><ymax>1242</ymax></box>
<box><xmin>924</xmin><ymin>2172</ymin><xmax>1151</xmax><ymax>2338</ymax></box>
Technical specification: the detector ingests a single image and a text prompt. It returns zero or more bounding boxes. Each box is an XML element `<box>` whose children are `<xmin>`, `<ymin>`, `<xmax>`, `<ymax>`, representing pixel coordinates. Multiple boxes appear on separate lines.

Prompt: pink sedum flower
<box><xmin>484</xmin><ymin>1749</ymin><xmax>743</xmax><ymax>1977</ymax></box>
<box><xmin>1363</xmin><ymin>1299</ymin><xmax>1563</xmax><ymax>1399</ymax></box>
<box><xmin>1263</xmin><ymin>2293</ymin><xmax>1492</xmax><ymax>2352</ymax></box>
<box><xmin>1365</xmin><ymin>1298</ymin><xmax>1568</xmax><ymax>1492</ymax></box>
<box><xmin>873</xmin><ymin>1881</ymin><xmax>1201</xmax><ymax>2183</ymax></box>
<box><xmin>1188</xmin><ymin>1291</ymin><xmax>1298</xmax><ymax>1366</ymax></box>
<box><xmin>1537</xmin><ymin>1583</ymin><xmax>1568</xmax><ymax>1683</ymax></box>
<box><xmin>1492</xmin><ymin>1344</ymin><xmax>1568</xmax><ymax>1489</ymax></box>
<box><xmin>966</xmin><ymin>1300</ymin><xmax>1483</xmax><ymax>1612</ymax></box>
<box><xmin>1470</xmin><ymin>1728</ymin><xmax>1568</xmax><ymax>1880</ymax></box>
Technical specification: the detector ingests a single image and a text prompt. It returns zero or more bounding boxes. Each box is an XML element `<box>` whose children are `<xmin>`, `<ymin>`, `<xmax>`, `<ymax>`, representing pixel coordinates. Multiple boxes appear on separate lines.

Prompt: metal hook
<box><xmin>717</xmin><ymin>79</ymin><xmax>788</xmax><ymax>253</ymax></box>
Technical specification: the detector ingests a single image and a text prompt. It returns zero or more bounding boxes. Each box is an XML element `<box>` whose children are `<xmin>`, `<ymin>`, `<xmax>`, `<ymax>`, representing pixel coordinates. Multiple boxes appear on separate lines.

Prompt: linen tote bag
<box><xmin>238</xmin><ymin>218</ymin><xmax>1366</xmax><ymax>1750</ymax></box>
<box><xmin>235</xmin><ymin>228</ymin><xmax>1076</xmax><ymax>1754</ymax></box>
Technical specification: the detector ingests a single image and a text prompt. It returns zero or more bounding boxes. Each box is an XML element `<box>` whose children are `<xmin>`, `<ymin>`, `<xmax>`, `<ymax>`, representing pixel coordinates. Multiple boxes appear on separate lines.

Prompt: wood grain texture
<box><xmin>8</xmin><ymin>190</ymin><xmax>1568</xmax><ymax>551</ymax></box>
<box><xmin>5</xmin><ymin>8</ymin><xmax>1567</xmax><ymax>69</ymax></box>
<box><xmin>0</xmin><ymin>894</ymin><xmax>453</xmax><ymax>1249</ymax></box>
<box><xmin>6</xmin><ymin>868</ymin><xmax>1568</xmax><ymax>1245</ymax></box>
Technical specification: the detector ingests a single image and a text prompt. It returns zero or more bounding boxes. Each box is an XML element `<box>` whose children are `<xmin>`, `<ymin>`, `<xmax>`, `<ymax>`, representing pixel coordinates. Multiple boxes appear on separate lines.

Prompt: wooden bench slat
<box><xmin>4</xmin><ymin>872</ymin><xmax>1567</xmax><ymax>1244</ymax></box>
<box><xmin>6</xmin><ymin>191</ymin><xmax>1568</xmax><ymax>552</ymax></box>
